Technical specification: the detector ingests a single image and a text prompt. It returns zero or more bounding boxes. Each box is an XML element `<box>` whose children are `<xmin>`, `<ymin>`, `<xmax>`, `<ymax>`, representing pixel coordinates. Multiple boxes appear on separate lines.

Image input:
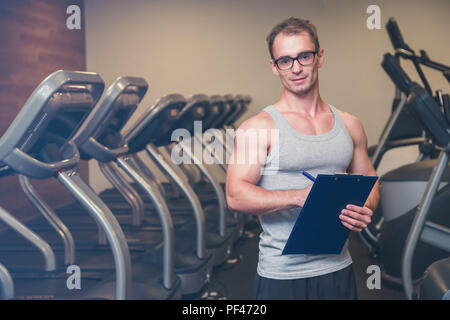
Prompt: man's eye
<box><xmin>300</xmin><ymin>53</ymin><xmax>312</xmax><ymax>60</ymax></box>
<box><xmin>279</xmin><ymin>58</ymin><xmax>291</xmax><ymax>65</ymax></box>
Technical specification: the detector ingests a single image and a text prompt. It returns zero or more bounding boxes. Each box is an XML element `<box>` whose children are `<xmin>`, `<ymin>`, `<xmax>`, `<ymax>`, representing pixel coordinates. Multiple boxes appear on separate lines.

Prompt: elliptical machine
<box><xmin>359</xmin><ymin>18</ymin><xmax>450</xmax><ymax>273</ymax></box>
<box><xmin>382</xmin><ymin>52</ymin><xmax>450</xmax><ymax>299</ymax></box>
<box><xmin>365</xmin><ymin>19</ymin><xmax>450</xmax><ymax>288</ymax></box>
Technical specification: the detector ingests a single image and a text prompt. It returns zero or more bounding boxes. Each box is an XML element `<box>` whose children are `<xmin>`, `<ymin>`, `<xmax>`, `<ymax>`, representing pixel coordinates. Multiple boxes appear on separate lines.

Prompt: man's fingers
<box><xmin>341</xmin><ymin>220</ymin><xmax>363</xmax><ymax>232</ymax></box>
<box><xmin>339</xmin><ymin>212</ymin><xmax>368</xmax><ymax>229</ymax></box>
<box><xmin>346</xmin><ymin>204</ymin><xmax>372</xmax><ymax>216</ymax></box>
<box><xmin>339</xmin><ymin>205</ymin><xmax>374</xmax><ymax>232</ymax></box>
<box><xmin>340</xmin><ymin>209</ymin><xmax>372</xmax><ymax>225</ymax></box>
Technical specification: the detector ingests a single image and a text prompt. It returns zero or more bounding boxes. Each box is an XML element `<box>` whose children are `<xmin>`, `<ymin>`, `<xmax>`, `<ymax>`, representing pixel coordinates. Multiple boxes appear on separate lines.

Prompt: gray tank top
<box><xmin>257</xmin><ymin>104</ymin><xmax>354</xmax><ymax>280</ymax></box>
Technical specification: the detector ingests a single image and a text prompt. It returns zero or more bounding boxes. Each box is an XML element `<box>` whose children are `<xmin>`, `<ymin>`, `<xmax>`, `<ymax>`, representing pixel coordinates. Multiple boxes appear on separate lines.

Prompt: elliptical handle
<box><xmin>386</xmin><ymin>17</ymin><xmax>413</xmax><ymax>53</ymax></box>
<box><xmin>382</xmin><ymin>53</ymin><xmax>416</xmax><ymax>94</ymax></box>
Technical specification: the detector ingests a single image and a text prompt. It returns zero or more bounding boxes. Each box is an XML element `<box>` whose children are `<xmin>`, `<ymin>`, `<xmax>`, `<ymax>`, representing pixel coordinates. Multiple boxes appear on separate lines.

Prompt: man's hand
<box><xmin>294</xmin><ymin>183</ymin><xmax>314</xmax><ymax>208</ymax></box>
<box><xmin>339</xmin><ymin>204</ymin><xmax>373</xmax><ymax>232</ymax></box>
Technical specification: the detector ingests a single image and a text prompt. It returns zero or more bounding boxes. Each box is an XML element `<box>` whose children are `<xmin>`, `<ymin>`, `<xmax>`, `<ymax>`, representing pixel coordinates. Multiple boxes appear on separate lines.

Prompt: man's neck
<box><xmin>275</xmin><ymin>85</ymin><xmax>326</xmax><ymax>117</ymax></box>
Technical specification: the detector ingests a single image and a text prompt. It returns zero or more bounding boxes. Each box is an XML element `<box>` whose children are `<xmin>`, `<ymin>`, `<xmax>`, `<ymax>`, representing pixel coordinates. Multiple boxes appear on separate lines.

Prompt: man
<box><xmin>226</xmin><ymin>17</ymin><xmax>380</xmax><ymax>300</ymax></box>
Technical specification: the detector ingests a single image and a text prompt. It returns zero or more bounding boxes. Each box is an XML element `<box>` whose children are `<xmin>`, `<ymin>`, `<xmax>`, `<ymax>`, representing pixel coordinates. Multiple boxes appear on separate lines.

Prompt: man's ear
<box><xmin>270</xmin><ymin>59</ymin><xmax>280</xmax><ymax>77</ymax></box>
<box><xmin>317</xmin><ymin>48</ymin><xmax>325</xmax><ymax>68</ymax></box>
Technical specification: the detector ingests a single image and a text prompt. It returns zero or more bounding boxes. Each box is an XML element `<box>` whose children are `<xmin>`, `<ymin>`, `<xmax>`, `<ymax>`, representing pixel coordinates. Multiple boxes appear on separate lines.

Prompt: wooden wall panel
<box><xmin>0</xmin><ymin>0</ymin><xmax>89</xmax><ymax>230</ymax></box>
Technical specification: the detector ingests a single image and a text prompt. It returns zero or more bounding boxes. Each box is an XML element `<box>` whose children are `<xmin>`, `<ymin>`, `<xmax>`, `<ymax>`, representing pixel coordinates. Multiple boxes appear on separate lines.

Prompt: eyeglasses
<box><xmin>274</xmin><ymin>51</ymin><xmax>317</xmax><ymax>70</ymax></box>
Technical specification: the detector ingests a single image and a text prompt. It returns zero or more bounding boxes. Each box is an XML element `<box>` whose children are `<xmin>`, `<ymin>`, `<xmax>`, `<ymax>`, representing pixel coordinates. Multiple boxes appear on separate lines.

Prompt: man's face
<box><xmin>270</xmin><ymin>31</ymin><xmax>324</xmax><ymax>96</ymax></box>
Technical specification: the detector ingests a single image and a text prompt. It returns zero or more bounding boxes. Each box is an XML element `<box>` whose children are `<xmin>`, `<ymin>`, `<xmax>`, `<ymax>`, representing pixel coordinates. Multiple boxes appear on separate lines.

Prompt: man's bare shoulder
<box><xmin>237</xmin><ymin>109</ymin><xmax>276</xmax><ymax>131</ymax></box>
<box><xmin>339</xmin><ymin>110</ymin><xmax>365</xmax><ymax>133</ymax></box>
<box><xmin>339</xmin><ymin>110</ymin><xmax>367</xmax><ymax>145</ymax></box>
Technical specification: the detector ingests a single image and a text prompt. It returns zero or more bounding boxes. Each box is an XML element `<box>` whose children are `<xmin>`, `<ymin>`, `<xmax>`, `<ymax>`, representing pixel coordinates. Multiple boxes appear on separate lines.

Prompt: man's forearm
<box><xmin>226</xmin><ymin>181</ymin><xmax>311</xmax><ymax>215</ymax></box>
<box><xmin>364</xmin><ymin>182</ymin><xmax>380</xmax><ymax>213</ymax></box>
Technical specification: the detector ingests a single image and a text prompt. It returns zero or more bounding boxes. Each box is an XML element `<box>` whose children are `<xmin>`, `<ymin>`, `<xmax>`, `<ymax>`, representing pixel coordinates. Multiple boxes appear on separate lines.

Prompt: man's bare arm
<box><xmin>340</xmin><ymin>113</ymin><xmax>381</xmax><ymax>232</ymax></box>
<box><xmin>226</xmin><ymin>180</ymin><xmax>311</xmax><ymax>215</ymax></box>
<box><xmin>226</xmin><ymin>114</ymin><xmax>312</xmax><ymax>216</ymax></box>
<box><xmin>344</xmin><ymin>114</ymin><xmax>380</xmax><ymax>212</ymax></box>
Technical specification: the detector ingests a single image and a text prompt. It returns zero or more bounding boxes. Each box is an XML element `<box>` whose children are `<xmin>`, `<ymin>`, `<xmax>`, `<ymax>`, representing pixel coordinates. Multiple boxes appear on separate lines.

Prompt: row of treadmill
<box><xmin>0</xmin><ymin>71</ymin><xmax>252</xmax><ymax>299</ymax></box>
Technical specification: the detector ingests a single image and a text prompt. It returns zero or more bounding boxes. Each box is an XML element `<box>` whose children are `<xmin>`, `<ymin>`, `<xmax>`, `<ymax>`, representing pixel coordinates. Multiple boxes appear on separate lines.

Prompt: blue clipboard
<box><xmin>282</xmin><ymin>174</ymin><xmax>378</xmax><ymax>255</ymax></box>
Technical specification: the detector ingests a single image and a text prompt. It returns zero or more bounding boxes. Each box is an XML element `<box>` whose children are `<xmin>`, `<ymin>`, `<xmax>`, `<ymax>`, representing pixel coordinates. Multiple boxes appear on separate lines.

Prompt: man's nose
<box><xmin>291</xmin><ymin>59</ymin><xmax>303</xmax><ymax>73</ymax></box>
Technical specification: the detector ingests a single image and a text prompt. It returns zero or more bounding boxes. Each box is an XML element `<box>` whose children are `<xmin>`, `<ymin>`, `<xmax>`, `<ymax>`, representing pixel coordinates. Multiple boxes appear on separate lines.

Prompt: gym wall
<box><xmin>0</xmin><ymin>0</ymin><xmax>88</xmax><ymax>230</ymax></box>
<box><xmin>84</xmin><ymin>0</ymin><xmax>450</xmax><ymax>193</ymax></box>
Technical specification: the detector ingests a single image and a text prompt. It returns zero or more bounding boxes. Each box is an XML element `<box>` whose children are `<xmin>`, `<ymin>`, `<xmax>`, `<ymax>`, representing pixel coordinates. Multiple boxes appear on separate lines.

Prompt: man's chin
<box><xmin>289</xmin><ymin>84</ymin><xmax>314</xmax><ymax>96</ymax></box>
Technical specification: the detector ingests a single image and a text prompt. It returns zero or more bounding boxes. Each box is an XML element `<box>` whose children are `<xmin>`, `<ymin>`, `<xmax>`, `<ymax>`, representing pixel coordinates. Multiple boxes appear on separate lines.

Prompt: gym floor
<box><xmin>188</xmin><ymin>217</ymin><xmax>407</xmax><ymax>300</ymax></box>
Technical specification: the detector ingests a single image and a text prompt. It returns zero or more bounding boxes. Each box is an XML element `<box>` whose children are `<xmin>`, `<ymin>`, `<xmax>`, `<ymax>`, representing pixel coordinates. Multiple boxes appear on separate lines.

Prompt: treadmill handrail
<box><xmin>0</xmin><ymin>206</ymin><xmax>56</xmax><ymax>272</ymax></box>
<box><xmin>18</xmin><ymin>175</ymin><xmax>76</xmax><ymax>265</ymax></box>
<box><xmin>219</xmin><ymin>96</ymin><xmax>239</xmax><ymax>128</ymax></box>
<box><xmin>74</xmin><ymin>76</ymin><xmax>148</xmax><ymax>151</ymax></box>
<box><xmin>178</xmin><ymin>137</ymin><xmax>227</xmax><ymax>238</ymax></box>
<box><xmin>0</xmin><ymin>70</ymin><xmax>104</xmax><ymax>161</ymax></box>
<box><xmin>99</xmin><ymin>162</ymin><xmax>144</xmax><ymax>227</ymax></box>
<box><xmin>209</xmin><ymin>95</ymin><xmax>233</xmax><ymax>129</ymax></box>
<box><xmin>145</xmin><ymin>143</ymin><xmax>207</xmax><ymax>257</ymax></box>
<box><xmin>224</xmin><ymin>94</ymin><xmax>244</xmax><ymax>126</ymax></box>
<box><xmin>124</xmin><ymin>94</ymin><xmax>186</xmax><ymax>146</ymax></box>
<box><xmin>176</xmin><ymin>94</ymin><xmax>211</xmax><ymax>135</ymax></box>
<box><xmin>115</xmin><ymin>155</ymin><xmax>175</xmax><ymax>290</ymax></box>
<box><xmin>229</xmin><ymin>94</ymin><xmax>250</xmax><ymax>127</ymax></box>
<box><xmin>2</xmin><ymin>142</ymin><xmax>80</xmax><ymax>179</ymax></box>
<box><xmin>57</xmin><ymin>169</ymin><xmax>133</xmax><ymax>299</ymax></box>
<box><xmin>80</xmin><ymin>137</ymin><xmax>129</xmax><ymax>163</ymax></box>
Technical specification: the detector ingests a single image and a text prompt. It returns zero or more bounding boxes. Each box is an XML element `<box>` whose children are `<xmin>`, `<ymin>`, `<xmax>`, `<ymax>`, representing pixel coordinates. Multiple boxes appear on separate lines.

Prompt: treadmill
<box><xmin>191</xmin><ymin>94</ymin><xmax>253</xmax><ymax>236</ymax></box>
<box><xmin>0</xmin><ymin>71</ymin><xmax>182</xmax><ymax>299</ymax></box>
<box><xmin>101</xmin><ymin>94</ymin><xmax>233</xmax><ymax>204</ymax></box>
<box><xmin>29</xmin><ymin>83</ymin><xmax>214</xmax><ymax>295</ymax></box>
<box><xmin>123</xmin><ymin>94</ymin><xmax>235</xmax><ymax>266</ymax></box>
<box><xmin>96</xmin><ymin>93</ymin><xmax>229</xmax><ymax>267</ymax></box>
<box><xmin>108</xmin><ymin>94</ymin><xmax>249</xmax><ymax>246</ymax></box>
<box><xmin>0</xmin><ymin>70</ymin><xmax>133</xmax><ymax>299</ymax></box>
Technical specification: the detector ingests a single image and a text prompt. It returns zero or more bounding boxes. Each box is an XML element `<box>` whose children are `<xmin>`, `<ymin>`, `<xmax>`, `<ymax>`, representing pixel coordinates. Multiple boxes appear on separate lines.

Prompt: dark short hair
<box><xmin>266</xmin><ymin>17</ymin><xmax>320</xmax><ymax>59</ymax></box>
